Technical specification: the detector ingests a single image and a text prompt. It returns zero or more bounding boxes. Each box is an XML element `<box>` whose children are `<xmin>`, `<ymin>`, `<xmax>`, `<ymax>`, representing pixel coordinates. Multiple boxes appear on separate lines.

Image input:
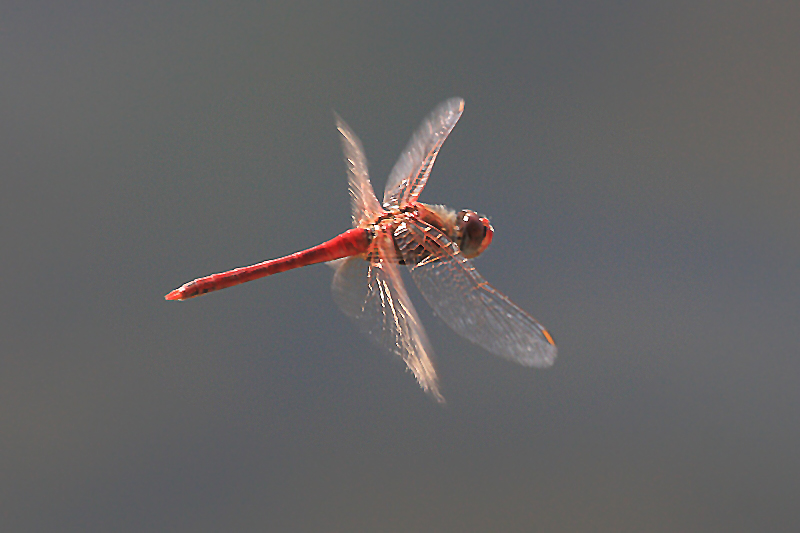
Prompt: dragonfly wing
<box><xmin>335</xmin><ymin>113</ymin><xmax>384</xmax><ymax>227</ymax></box>
<box><xmin>383</xmin><ymin>98</ymin><xmax>465</xmax><ymax>209</ymax></box>
<box><xmin>394</xmin><ymin>219</ymin><xmax>557</xmax><ymax>367</ymax></box>
<box><xmin>331</xmin><ymin>231</ymin><xmax>443</xmax><ymax>402</ymax></box>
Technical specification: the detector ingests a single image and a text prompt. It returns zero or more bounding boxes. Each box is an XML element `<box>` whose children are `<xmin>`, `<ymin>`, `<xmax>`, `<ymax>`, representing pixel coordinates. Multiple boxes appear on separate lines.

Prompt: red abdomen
<box><xmin>165</xmin><ymin>227</ymin><xmax>371</xmax><ymax>301</ymax></box>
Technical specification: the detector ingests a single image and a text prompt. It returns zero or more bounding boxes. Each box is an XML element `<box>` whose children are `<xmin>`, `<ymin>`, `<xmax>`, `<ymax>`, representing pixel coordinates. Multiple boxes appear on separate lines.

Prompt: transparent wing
<box><xmin>383</xmin><ymin>98</ymin><xmax>465</xmax><ymax>209</ymax></box>
<box><xmin>331</xmin><ymin>231</ymin><xmax>443</xmax><ymax>402</ymax></box>
<box><xmin>335</xmin><ymin>113</ymin><xmax>384</xmax><ymax>227</ymax></box>
<box><xmin>394</xmin><ymin>219</ymin><xmax>557</xmax><ymax>367</ymax></box>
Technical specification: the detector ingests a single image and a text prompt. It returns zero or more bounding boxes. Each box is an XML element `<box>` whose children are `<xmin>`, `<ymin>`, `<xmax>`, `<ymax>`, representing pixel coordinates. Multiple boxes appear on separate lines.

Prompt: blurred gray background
<box><xmin>3</xmin><ymin>2</ymin><xmax>798</xmax><ymax>531</ymax></box>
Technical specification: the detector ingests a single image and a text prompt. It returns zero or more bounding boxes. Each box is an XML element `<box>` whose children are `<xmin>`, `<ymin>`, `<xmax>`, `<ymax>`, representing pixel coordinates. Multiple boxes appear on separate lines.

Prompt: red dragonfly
<box><xmin>166</xmin><ymin>98</ymin><xmax>556</xmax><ymax>402</ymax></box>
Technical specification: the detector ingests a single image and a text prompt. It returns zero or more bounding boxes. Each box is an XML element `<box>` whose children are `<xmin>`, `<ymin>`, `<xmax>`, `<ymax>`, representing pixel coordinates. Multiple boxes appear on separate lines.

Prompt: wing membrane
<box><xmin>383</xmin><ymin>98</ymin><xmax>464</xmax><ymax>208</ymax></box>
<box><xmin>331</xmin><ymin>231</ymin><xmax>443</xmax><ymax>402</ymax></box>
<box><xmin>335</xmin><ymin>113</ymin><xmax>384</xmax><ymax>227</ymax></box>
<box><xmin>394</xmin><ymin>220</ymin><xmax>557</xmax><ymax>367</ymax></box>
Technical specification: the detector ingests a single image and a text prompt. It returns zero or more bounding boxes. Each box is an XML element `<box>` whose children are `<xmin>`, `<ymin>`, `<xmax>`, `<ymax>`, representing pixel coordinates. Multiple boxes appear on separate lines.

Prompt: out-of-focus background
<box><xmin>3</xmin><ymin>2</ymin><xmax>798</xmax><ymax>531</ymax></box>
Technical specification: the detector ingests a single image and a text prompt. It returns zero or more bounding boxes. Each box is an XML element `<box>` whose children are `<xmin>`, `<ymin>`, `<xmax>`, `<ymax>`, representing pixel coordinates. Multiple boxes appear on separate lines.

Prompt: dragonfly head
<box><xmin>455</xmin><ymin>210</ymin><xmax>494</xmax><ymax>258</ymax></box>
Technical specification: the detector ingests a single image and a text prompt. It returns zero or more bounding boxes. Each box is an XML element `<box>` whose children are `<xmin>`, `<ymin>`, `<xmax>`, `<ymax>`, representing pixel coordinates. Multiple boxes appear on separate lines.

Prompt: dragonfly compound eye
<box><xmin>456</xmin><ymin>210</ymin><xmax>494</xmax><ymax>258</ymax></box>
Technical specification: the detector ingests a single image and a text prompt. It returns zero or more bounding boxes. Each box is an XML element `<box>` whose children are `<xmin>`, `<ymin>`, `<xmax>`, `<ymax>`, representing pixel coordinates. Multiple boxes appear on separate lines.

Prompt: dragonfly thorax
<box><xmin>380</xmin><ymin>203</ymin><xmax>493</xmax><ymax>259</ymax></box>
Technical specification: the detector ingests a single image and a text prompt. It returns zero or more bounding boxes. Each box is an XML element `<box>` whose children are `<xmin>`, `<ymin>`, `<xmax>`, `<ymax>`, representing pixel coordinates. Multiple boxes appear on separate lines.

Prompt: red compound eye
<box><xmin>456</xmin><ymin>210</ymin><xmax>494</xmax><ymax>258</ymax></box>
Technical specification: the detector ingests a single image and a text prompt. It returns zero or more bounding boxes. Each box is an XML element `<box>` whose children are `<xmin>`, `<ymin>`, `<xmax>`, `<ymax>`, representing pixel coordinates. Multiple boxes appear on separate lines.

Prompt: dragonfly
<box><xmin>166</xmin><ymin>98</ymin><xmax>557</xmax><ymax>402</ymax></box>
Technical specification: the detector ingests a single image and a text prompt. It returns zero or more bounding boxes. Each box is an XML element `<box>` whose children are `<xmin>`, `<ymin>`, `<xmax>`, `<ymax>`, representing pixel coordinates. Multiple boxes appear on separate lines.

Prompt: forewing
<box><xmin>394</xmin><ymin>220</ymin><xmax>557</xmax><ymax>367</ymax></box>
<box><xmin>383</xmin><ymin>98</ymin><xmax>465</xmax><ymax>208</ymax></box>
<box><xmin>331</xmin><ymin>231</ymin><xmax>443</xmax><ymax>402</ymax></box>
<box><xmin>335</xmin><ymin>113</ymin><xmax>384</xmax><ymax>227</ymax></box>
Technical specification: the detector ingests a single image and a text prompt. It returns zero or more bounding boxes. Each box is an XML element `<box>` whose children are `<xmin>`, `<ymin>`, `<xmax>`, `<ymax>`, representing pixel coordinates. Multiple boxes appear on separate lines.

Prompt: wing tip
<box><xmin>502</xmin><ymin>340</ymin><xmax>558</xmax><ymax>368</ymax></box>
<box><xmin>442</xmin><ymin>97</ymin><xmax>465</xmax><ymax>117</ymax></box>
<box><xmin>420</xmin><ymin>380</ymin><xmax>446</xmax><ymax>404</ymax></box>
<box><xmin>532</xmin><ymin>342</ymin><xmax>558</xmax><ymax>368</ymax></box>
